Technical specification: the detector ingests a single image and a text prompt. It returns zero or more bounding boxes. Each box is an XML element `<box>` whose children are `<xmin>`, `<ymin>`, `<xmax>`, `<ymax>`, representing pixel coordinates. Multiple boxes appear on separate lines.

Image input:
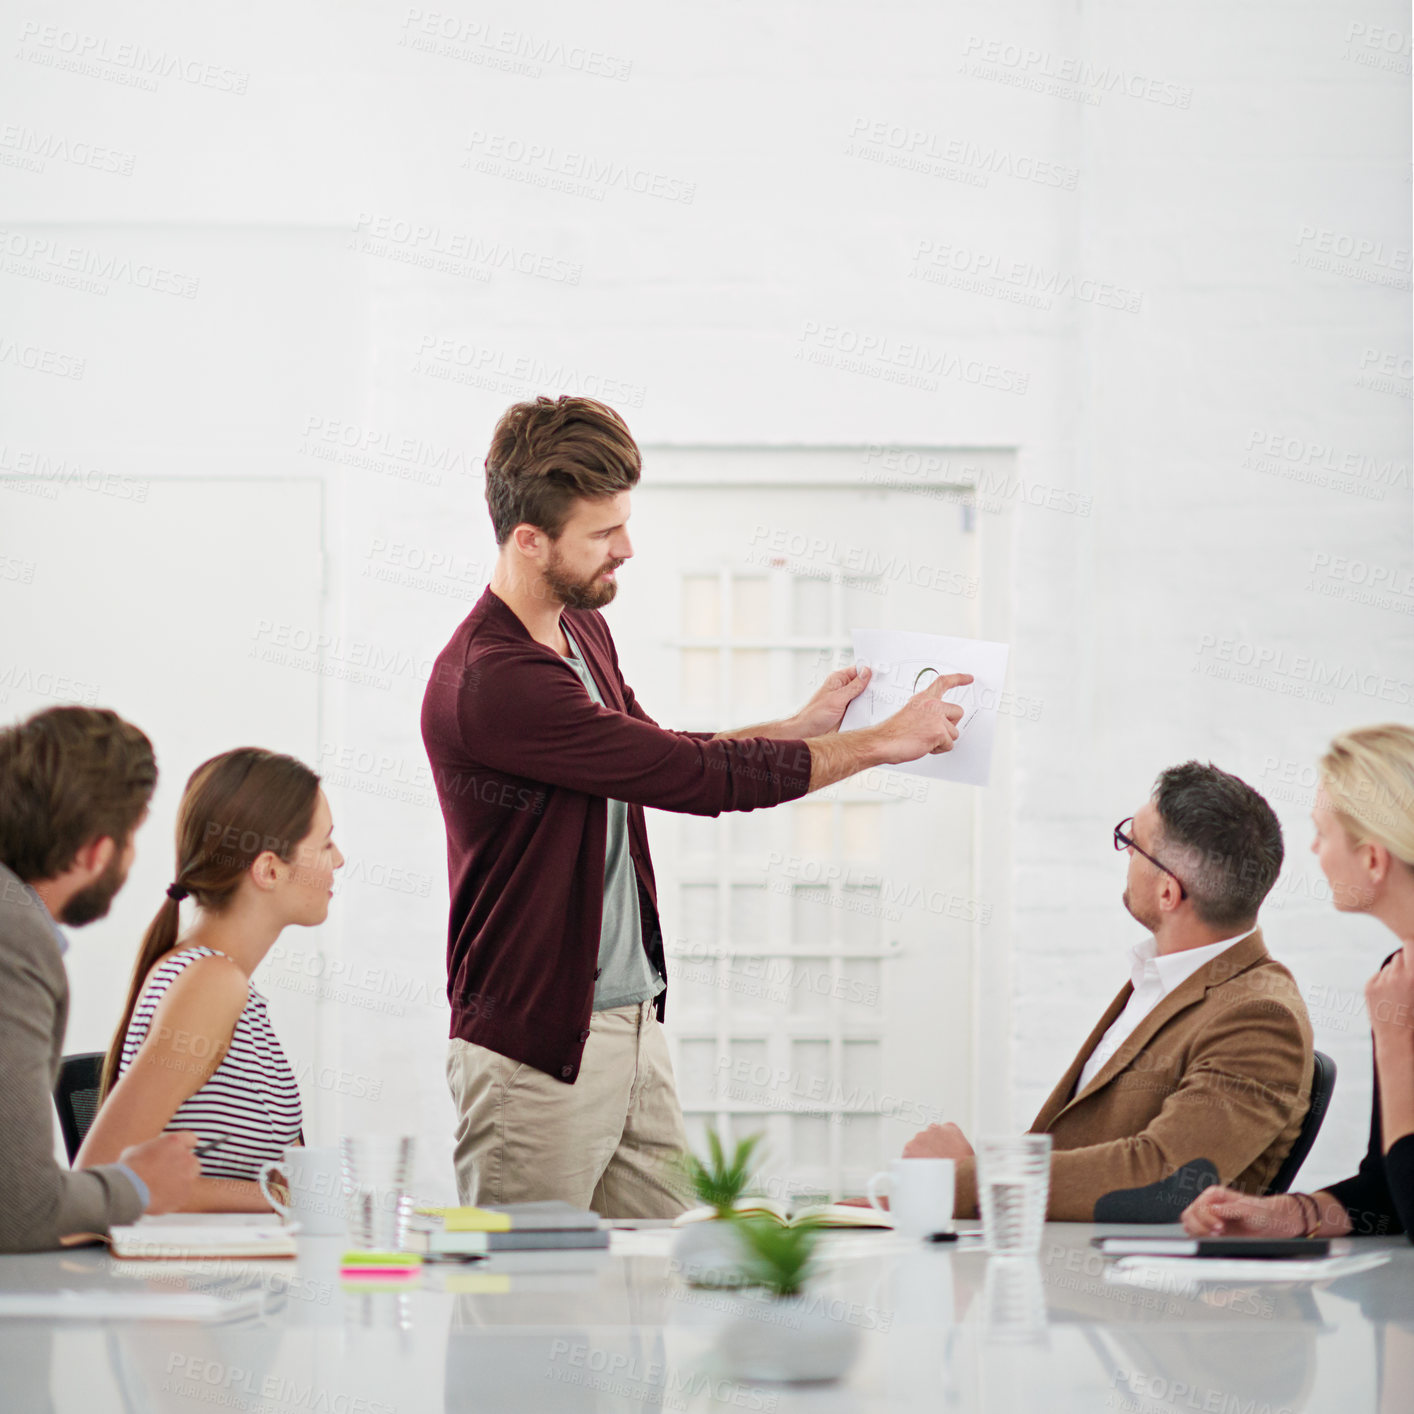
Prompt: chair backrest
<box><xmin>54</xmin><ymin>1051</ymin><xmax>107</xmax><ymax>1164</ymax></box>
<box><xmin>1265</xmin><ymin>1050</ymin><xmax>1337</xmax><ymax>1195</ymax></box>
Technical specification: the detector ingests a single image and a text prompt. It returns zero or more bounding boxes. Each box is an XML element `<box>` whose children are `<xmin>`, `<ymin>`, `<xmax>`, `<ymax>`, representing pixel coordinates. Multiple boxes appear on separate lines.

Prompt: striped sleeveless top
<box><xmin>118</xmin><ymin>945</ymin><xmax>303</xmax><ymax>1182</ymax></box>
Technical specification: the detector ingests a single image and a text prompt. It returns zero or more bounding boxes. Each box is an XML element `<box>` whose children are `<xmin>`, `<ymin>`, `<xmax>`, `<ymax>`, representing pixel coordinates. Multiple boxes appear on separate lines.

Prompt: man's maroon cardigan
<box><xmin>420</xmin><ymin>587</ymin><xmax>814</xmax><ymax>1084</ymax></box>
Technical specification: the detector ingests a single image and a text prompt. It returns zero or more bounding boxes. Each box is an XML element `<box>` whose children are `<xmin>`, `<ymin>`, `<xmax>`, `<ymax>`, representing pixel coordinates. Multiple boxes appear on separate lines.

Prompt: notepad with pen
<box><xmin>108</xmin><ymin>1215</ymin><xmax>298</xmax><ymax>1260</ymax></box>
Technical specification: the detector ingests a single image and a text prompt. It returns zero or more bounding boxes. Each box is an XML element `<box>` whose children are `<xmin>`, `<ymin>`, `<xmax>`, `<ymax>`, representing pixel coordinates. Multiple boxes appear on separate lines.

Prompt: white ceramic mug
<box><xmin>866</xmin><ymin>1157</ymin><xmax>955</xmax><ymax>1238</ymax></box>
<box><xmin>257</xmin><ymin>1146</ymin><xmax>347</xmax><ymax>1235</ymax></box>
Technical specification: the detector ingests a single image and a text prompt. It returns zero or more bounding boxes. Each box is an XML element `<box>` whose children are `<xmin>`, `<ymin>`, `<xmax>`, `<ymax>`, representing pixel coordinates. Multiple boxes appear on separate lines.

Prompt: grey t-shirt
<box><xmin>562</xmin><ymin>626</ymin><xmax>665</xmax><ymax>1011</ymax></box>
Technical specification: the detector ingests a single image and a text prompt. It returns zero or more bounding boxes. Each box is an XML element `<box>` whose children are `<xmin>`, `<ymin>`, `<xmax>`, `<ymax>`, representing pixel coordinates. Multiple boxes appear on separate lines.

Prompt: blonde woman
<box><xmin>1182</xmin><ymin>724</ymin><xmax>1414</xmax><ymax>1241</ymax></box>
<box><xmin>77</xmin><ymin>748</ymin><xmax>343</xmax><ymax>1211</ymax></box>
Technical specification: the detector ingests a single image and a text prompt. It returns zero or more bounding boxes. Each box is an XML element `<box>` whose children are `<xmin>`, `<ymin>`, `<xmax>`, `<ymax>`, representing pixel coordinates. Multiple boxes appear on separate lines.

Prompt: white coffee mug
<box><xmin>867</xmin><ymin>1157</ymin><xmax>955</xmax><ymax>1238</ymax></box>
<box><xmin>257</xmin><ymin>1146</ymin><xmax>347</xmax><ymax>1235</ymax></box>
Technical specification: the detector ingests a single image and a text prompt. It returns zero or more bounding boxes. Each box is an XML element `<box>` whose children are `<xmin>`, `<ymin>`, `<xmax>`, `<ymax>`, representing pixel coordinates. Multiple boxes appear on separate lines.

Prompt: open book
<box><xmin>673</xmin><ymin>1199</ymin><xmax>892</xmax><ymax>1230</ymax></box>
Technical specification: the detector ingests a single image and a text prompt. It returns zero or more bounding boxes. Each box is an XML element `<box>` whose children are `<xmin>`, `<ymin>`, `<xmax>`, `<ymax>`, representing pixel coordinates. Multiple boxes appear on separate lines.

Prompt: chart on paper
<box><xmin>840</xmin><ymin>629</ymin><xmax>1010</xmax><ymax>786</ymax></box>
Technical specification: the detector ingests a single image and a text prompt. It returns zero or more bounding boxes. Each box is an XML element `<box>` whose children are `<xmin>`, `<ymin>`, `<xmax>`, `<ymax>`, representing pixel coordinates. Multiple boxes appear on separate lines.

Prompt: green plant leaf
<box><xmin>677</xmin><ymin>1127</ymin><xmax>765</xmax><ymax>1218</ymax></box>
<box><xmin>731</xmin><ymin>1214</ymin><xmax>821</xmax><ymax>1297</ymax></box>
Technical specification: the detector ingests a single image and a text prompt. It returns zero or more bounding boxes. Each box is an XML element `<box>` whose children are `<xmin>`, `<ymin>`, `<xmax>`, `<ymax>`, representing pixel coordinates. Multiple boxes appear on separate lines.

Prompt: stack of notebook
<box><xmin>407</xmin><ymin>1201</ymin><xmax>608</xmax><ymax>1255</ymax></box>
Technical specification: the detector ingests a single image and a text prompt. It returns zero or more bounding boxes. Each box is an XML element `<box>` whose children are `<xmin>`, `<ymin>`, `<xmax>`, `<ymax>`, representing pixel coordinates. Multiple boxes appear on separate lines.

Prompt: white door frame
<box><xmin>638</xmin><ymin>443</ymin><xmax>1019</xmax><ymax>1148</ymax></box>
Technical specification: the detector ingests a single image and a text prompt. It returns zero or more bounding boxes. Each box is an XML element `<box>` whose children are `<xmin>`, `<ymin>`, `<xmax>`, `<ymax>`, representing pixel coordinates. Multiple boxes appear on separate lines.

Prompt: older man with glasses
<box><xmin>899</xmin><ymin>761</ymin><xmax>1315</xmax><ymax>1223</ymax></box>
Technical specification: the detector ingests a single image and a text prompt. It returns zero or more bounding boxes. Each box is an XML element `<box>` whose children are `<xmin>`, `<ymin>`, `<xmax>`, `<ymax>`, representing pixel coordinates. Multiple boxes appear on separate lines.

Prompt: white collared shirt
<box><xmin>1075</xmin><ymin>927</ymin><xmax>1257</xmax><ymax>1094</ymax></box>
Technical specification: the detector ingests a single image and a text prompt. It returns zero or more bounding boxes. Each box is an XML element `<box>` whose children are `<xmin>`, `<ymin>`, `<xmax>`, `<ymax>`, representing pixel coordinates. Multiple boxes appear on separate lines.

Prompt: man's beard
<box><xmin>544</xmin><ymin>544</ymin><xmax>623</xmax><ymax>611</ymax></box>
<box><xmin>60</xmin><ymin>848</ymin><xmax>130</xmax><ymax>926</ymax></box>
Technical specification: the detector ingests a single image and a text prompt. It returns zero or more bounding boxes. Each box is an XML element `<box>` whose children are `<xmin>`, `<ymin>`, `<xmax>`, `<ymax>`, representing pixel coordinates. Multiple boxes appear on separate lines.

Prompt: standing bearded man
<box><xmin>421</xmin><ymin>395</ymin><xmax>968</xmax><ymax>1216</ymax></box>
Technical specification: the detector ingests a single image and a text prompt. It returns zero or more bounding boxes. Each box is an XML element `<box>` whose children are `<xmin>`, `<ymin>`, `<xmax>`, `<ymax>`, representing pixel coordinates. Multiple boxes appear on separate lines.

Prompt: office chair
<box><xmin>1265</xmin><ymin>1050</ymin><xmax>1337</xmax><ymax>1195</ymax></box>
<box><xmin>54</xmin><ymin>1050</ymin><xmax>107</xmax><ymax>1163</ymax></box>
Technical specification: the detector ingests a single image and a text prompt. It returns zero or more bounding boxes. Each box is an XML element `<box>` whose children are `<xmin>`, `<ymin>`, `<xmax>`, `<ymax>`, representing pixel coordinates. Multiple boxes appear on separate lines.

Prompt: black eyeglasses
<box><xmin>1113</xmin><ymin>817</ymin><xmax>1186</xmax><ymax>900</ymax></box>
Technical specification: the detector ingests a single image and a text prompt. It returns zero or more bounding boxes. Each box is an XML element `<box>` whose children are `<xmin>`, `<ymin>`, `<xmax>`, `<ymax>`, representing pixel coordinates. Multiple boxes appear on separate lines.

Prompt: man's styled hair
<box><xmin>485</xmin><ymin>395</ymin><xmax>641</xmax><ymax>546</ymax></box>
<box><xmin>0</xmin><ymin>706</ymin><xmax>157</xmax><ymax>882</ymax></box>
<box><xmin>1151</xmin><ymin>761</ymin><xmax>1284</xmax><ymax>928</ymax></box>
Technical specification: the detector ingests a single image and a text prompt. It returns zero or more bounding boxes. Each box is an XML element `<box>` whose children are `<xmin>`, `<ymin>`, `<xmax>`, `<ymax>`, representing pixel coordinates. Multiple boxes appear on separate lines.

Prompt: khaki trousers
<box><xmin>446</xmin><ymin>1000</ymin><xmax>691</xmax><ymax>1219</ymax></box>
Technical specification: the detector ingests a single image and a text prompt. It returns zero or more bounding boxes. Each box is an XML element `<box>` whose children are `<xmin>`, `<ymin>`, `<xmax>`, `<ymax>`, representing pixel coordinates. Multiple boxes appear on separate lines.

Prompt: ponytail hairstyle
<box><xmin>1318</xmin><ymin>724</ymin><xmax>1414</xmax><ymax>869</ymax></box>
<box><xmin>99</xmin><ymin>747</ymin><xmax>321</xmax><ymax>1100</ymax></box>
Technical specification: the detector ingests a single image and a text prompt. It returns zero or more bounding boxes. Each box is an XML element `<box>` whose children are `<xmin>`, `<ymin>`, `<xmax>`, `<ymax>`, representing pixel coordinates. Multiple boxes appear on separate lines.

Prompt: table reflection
<box><xmin>1082</xmin><ymin>1325</ymin><xmax>1316</xmax><ymax>1414</ymax></box>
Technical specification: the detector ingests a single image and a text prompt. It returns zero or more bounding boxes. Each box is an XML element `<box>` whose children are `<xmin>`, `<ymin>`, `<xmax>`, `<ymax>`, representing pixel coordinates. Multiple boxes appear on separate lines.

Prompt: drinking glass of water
<box><xmin>977</xmin><ymin>1134</ymin><xmax>1051</xmax><ymax>1256</ymax></box>
<box><xmin>340</xmin><ymin>1135</ymin><xmax>415</xmax><ymax>1250</ymax></box>
<box><xmin>981</xmin><ymin>1258</ymin><xmax>1048</xmax><ymax>1343</ymax></box>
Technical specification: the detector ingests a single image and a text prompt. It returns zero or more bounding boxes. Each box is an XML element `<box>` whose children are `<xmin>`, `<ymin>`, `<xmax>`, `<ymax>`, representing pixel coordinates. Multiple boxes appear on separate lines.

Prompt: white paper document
<box><xmin>0</xmin><ymin>1288</ymin><xmax>267</xmax><ymax>1321</ymax></box>
<box><xmin>839</xmin><ymin>630</ymin><xmax>1011</xmax><ymax>786</ymax></box>
<box><xmin>1105</xmin><ymin>1251</ymin><xmax>1391</xmax><ymax>1288</ymax></box>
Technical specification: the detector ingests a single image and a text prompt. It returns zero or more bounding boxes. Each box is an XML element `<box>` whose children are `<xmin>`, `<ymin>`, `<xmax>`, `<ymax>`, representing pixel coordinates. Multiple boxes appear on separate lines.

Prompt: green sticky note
<box><xmin>340</xmin><ymin>1250</ymin><xmax>422</xmax><ymax>1266</ymax></box>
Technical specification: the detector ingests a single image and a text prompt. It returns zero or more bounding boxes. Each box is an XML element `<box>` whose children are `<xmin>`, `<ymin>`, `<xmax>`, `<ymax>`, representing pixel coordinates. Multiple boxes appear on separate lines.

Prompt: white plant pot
<box><xmin>671</xmin><ymin>1219</ymin><xmax>751</xmax><ymax>1288</ymax></box>
<box><xmin>713</xmin><ymin>1291</ymin><xmax>862</xmax><ymax>1384</ymax></box>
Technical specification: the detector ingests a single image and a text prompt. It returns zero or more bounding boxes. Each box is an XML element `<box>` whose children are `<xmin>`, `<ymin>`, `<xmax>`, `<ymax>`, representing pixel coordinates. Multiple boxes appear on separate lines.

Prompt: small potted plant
<box><xmin>713</xmin><ymin>1216</ymin><xmax>861</xmax><ymax>1383</ymax></box>
<box><xmin>670</xmin><ymin>1129</ymin><xmax>763</xmax><ymax>1288</ymax></box>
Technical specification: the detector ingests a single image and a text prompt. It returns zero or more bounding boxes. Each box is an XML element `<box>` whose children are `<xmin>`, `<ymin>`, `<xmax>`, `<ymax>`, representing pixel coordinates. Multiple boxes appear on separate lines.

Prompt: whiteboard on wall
<box><xmin>0</xmin><ymin>475</ymin><xmax>326</xmax><ymax>1097</ymax></box>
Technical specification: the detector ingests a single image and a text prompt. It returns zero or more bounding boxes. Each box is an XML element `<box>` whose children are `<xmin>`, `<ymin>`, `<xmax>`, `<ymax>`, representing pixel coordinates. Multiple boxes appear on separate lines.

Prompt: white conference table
<box><xmin>0</xmin><ymin>1221</ymin><xmax>1409</xmax><ymax>1413</ymax></box>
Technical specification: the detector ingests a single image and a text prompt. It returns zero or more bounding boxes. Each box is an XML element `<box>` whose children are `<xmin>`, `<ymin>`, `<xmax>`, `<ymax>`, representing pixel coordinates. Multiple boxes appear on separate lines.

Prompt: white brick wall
<box><xmin>2</xmin><ymin>0</ymin><xmax>1407</xmax><ymax>1198</ymax></box>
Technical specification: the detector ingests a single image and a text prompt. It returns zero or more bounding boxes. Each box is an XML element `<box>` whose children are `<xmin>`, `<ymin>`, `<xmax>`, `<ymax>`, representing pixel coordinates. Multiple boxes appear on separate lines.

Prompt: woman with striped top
<box><xmin>77</xmin><ymin>748</ymin><xmax>343</xmax><ymax>1210</ymax></box>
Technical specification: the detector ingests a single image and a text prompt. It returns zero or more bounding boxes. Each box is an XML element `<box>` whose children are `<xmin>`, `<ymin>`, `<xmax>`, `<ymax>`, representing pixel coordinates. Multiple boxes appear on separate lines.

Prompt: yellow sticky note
<box><xmin>443</xmin><ymin>1206</ymin><xmax>513</xmax><ymax>1233</ymax></box>
<box><xmin>445</xmin><ymin>1272</ymin><xmax>512</xmax><ymax>1294</ymax></box>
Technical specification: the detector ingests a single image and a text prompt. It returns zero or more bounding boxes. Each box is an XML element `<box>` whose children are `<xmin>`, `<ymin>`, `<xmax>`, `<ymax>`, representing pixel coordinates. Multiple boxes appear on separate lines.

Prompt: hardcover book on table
<box><xmin>409</xmin><ymin>1201</ymin><xmax>608</xmax><ymax>1254</ymax></box>
<box><xmin>417</xmin><ymin>1201</ymin><xmax>602</xmax><ymax>1233</ymax></box>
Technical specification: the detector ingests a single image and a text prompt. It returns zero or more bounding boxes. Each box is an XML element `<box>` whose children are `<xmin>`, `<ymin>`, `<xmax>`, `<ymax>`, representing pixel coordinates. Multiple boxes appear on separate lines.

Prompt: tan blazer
<box><xmin>957</xmin><ymin>928</ymin><xmax>1314</xmax><ymax>1222</ymax></box>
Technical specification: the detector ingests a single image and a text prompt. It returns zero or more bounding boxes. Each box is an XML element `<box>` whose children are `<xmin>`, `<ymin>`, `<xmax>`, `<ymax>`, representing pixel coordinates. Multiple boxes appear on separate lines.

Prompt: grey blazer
<box><xmin>0</xmin><ymin>861</ymin><xmax>144</xmax><ymax>1251</ymax></box>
